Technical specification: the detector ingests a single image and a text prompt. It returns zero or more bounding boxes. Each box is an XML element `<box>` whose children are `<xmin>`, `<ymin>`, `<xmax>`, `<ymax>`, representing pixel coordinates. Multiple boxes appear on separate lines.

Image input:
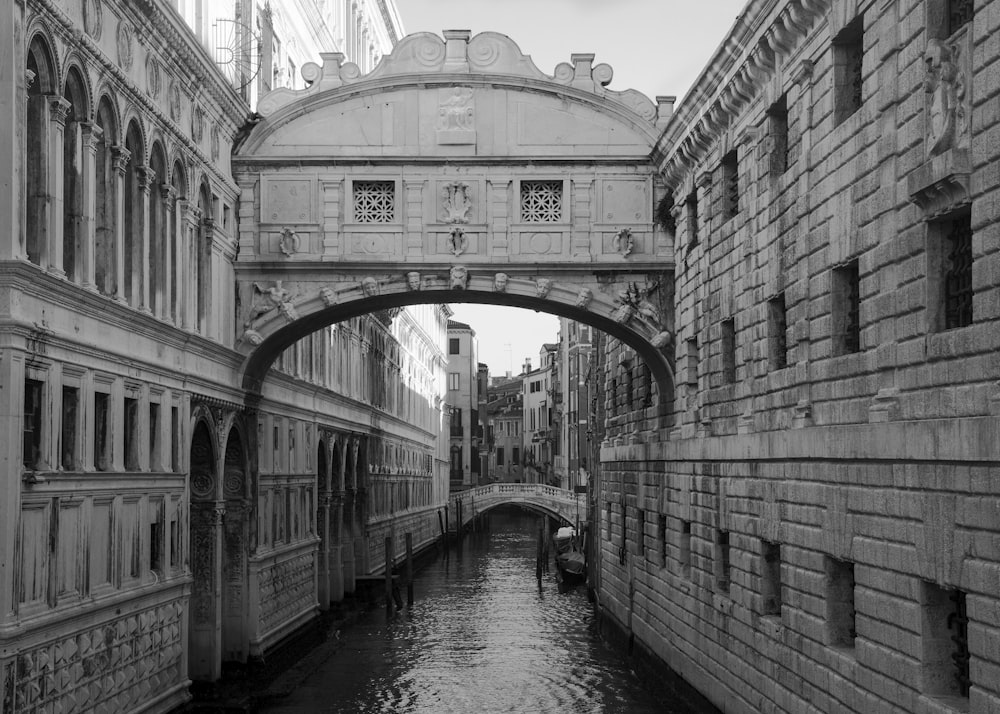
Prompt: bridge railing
<box><xmin>445</xmin><ymin>482</ymin><xmax>587</xmax><ymax>527</ymax></box>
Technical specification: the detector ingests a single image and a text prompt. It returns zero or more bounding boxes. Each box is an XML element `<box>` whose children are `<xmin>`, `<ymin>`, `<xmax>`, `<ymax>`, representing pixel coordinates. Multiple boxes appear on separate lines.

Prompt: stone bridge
<box><xmin>233</xmin><ymin>29</ymin><xmax>677</xmax><ymax>413</ymax></box>
<box><xmin>448</xmin><ymin>483</ymin><xmax>588</xmax><ymax>529</ymax></box>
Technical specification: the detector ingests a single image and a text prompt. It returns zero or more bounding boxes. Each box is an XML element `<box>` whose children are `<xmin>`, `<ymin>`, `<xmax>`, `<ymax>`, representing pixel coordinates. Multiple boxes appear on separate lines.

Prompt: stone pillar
<box><xmin>341</xmin><ymin>490</ymin><xmax>356</xmax><ymax>593</ymax></box>
<box><xmin>137</xmin><ymin>166</ymin><xmax>155</xmax><ymax>313</ymax></box>
<box><xmin>200</xmin><ymin>217</ymin><xmax>215</xmax><ymax>335</ymax></box>
<box><xmin>189</xmin><ymin>502</ymin><xmax>226</xmax><ymax>682</ymax></box>
<box><xmin>79</xmin><ymin>122</ymin><xmax>102</xmax><ymax>291</ymax></box>
<box><xmin>181</xmin><ymin>200</ymin><xmax>200</xmax><ymax>331</ymax></box>
<box><xmin>46</xmin><ymin>96</ymin><xmax>71</xmax><ymax>276</ymax></box>
<box><xmin>159</xmin><ymin>184</ymin><xmax>176</xmax><ymax>321</ymax></box>
<box><xmin>0</xmin><ymin>353</ymin><xmax>25</xmax><ymax>626</ymax></box>
<box><xmin>111</xmin><ymin>146</ymin><xmax>130</xmax><ymax>303</ymax></box>
<box><xmin>329</xmin><ymin>493</ymin><xmax>345</xmax><ymax>601</ymax></box>
<box><xmin>316</xmin><ymin>492</ymin><xmax>332</xmax><ymax>608</ymax></box>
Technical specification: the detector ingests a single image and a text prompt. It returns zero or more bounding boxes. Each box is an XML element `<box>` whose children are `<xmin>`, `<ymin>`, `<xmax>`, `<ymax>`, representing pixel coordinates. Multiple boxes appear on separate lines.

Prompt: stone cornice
<box><xmin>655</xmin><ymin>0</ymin><xmax>831</xmax><ymax>188</ymax></box>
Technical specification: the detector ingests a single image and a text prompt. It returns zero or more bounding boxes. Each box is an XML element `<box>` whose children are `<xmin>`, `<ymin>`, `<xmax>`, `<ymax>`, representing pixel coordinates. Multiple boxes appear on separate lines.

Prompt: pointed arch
<box><xmin>25</xmin><ymin>33</ymin><xmax>57</xmax><ymax>265</ymax></box>
<box><xmin>148</xmin><ymin>141</ymin><xmax>167</xmax><ymax>317</ymax></box>
<box><xmin>196</xmin><ymin>178</ymin><xmax>213</xmax><ymax>334</ymax></box>
<box><xmin>94</xmin><ymin>94</ymin><xmax>118</xmax><ymax>296</ymax></box>
<box><xmin>62</xmin><ymin>65</ymin><xmax>89</xmax><ymax>282</ymax></box>
<box><xmin>169</xmin><ymin>159</ymin><xmax>187</xmax><ymax>323</ymax></box>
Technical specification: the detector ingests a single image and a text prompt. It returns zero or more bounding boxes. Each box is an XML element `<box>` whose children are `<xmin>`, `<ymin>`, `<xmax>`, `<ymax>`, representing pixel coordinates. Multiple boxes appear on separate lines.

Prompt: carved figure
<box><xmin>243</xmin><ymin>328</ymin><xmax>263</xmax><ymax>346</ymax></box>
<box><xmin>450</xmin><ymin>265</ymin><xmax>469</xmax><ymax>290</ymax></box>
<box><xmin>536</xmin><ymin>278</ymin><xmax>553</xmax><ymax>298</ymax></box>
<box><xmin>279</xmin><ymin>228</ymin><xmax>301</xmax><ymax>256</ymax></box>
<box><xmin>924</xmin><ymin>38</ymin><xmax>968</xmax><ymax>154</ymax></box>
<box><xmin>614</xmin><ymin>227</ymin><xmax>634</xmax><ymax>257</ymax></box>
<box><xmin>615</xmin><ymin>282</ymin><xmax>663</xmax><ymax>329</ymax></box>
<box><xmin>406</xmin><ymin>271</ymin><xmax>422</xmax><ymax>291</ymax></box>
<box><xmin>361</xmin><ymin>277</ymin><xmax>379</xmax><ymax>297</ymax></box>
<box><xmin>246</xmin><ymin>280</ymin><xmax>293</xmax><ymax>325</ymax></box>
<box><xmin>449</xmin><ymin>226</ymin><xmax>468</xmax><ymax>257</ymax></box>
<box><xmin>319</xmin><ymin>287</ymin><xmax>337</xmax><ymax>306</ymax></box>
<box><xmin>493</xmin><ymin>272</ymin><xmax>509</xmax><ymax>293</ymax></box>
<box><xmin>651</xmin><ymin>331</ymin><xmax>673</xmax><ymax>349</ymax></box>
<box><xmin>437</xmin><ymin>88</ymin><xmax>474</xmax><ymax>131</ymax></box>
<box><xmin>278</xmin><ymin>301</ymin><xmax>298</xmax><ymax>322</ymax></box>
<box><xmin>442</xmin><ymin>182</ymin><xmax>472</xmax><ymax>223</ymax></box>
<box><xmin>613</xmin><ymin>301</ymin><xmax>635</xmax><ymax>324</ymax></box>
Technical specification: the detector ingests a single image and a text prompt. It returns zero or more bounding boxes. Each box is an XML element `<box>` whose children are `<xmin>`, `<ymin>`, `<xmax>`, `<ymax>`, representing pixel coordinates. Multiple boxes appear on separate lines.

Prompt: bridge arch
<box><xmin>448</xmin><ymin>483</ymin><xmax>589</xmax><ymax>531</ymax></box>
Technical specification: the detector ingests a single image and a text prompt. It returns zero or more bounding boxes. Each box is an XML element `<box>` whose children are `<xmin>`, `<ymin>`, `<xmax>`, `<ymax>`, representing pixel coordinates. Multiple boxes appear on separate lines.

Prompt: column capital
<box><xmin>24</xmin><ymin>69</ymin><xmax>36</xmax><ymax>92</ymax></box>
<box><xmin>111</xmin><ymin>145</ymin><xmax>131</xmax><ymax>175</ymax></box>
<box><xmin>137</xmin><ymin>165</ymin><xmax>156</xmax><ymax>192</ymax></box>
<box><xmin>47</xmin><ymin>95</ymin><xmax>72</xmax><ymax>126</ymax></box>
<box><xmin>80</xmin><ymin>121</ymin><xmax>104</xmax><ymax>154</ymax></box>
<box><xmin>160</xmin><ymin>183</ymin><xmax>177</xmax><ymax>203</ymax></box>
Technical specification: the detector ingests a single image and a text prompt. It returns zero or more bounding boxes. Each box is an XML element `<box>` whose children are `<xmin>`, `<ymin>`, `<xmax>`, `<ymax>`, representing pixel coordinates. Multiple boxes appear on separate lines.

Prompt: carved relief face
<box><xmin>494</xmin><ymin>272</ymin><xmax>509</xmax><ymax>292</ymax></box>
<box><xmin>536</xmin><ymin>279</ymin><xmax>552</xmax><ymax>298</ymax></box>
<box><xmin>575</xmin><ymin>288</ymin><xmax>592</xmax><ymax>309</ymax></box>
<box><xmin>361</xmin><ymin>277</ymin><xmax>379</xmax><ymax>297</ymax></box>
<box><xmin>450</xmin><ymin>266</ymin><xmax>468</xmax><ymax>290</ymax></box>
<box><xmin>407</xmin><ymin>271</ymin><xmax>421</xmax><ymax>290</ymax></box>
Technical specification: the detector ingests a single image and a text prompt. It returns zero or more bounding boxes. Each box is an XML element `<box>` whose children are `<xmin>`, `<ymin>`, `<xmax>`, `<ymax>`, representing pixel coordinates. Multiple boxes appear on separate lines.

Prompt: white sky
<box><xmin>395</xmin><ymin>0</ymin><xmax>749</xmax><ymax>377</ymax></box>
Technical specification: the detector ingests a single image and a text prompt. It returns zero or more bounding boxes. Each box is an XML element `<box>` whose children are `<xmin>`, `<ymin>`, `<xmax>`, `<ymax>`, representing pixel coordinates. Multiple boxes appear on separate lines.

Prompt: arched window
<box><xmin>123</xmin><ymin>121</ymin><xmax>144</xmax><ymax>307</ymax></box>
<box><xmin>25</xmin><ymin>35</ymin><xmax>56</xmax><ymax>266</ymax></box>
<box><xmin>94</xmin><ymin>96</ymin><xmax>117</xmax><ymax>296</ymax></box>
<box><xmin>196</xmin><ymin>181</ymin><xmax>212</xmax><ymax>333</ymax></box>
<box><xmin>147</xmin><ymin>143</ymin><xmax>166</xmax><ymax>317</ymax></box>
<box><xmin>62</xmin><ymin>67</ymin><xmax>88</xmax><ymax>283</ymax></box>
<box><xmin>169</xmin><ymin>161</ymin><xmax>186</xmax><ymax>324</ymax></box>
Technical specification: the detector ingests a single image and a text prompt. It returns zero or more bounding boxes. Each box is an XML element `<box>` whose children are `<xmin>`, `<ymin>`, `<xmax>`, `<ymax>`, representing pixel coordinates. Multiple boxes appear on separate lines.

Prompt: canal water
<box><xmin>263</xmin><ymin>507</ymin><xmax>717</xmax><ymax>714</ymax></box>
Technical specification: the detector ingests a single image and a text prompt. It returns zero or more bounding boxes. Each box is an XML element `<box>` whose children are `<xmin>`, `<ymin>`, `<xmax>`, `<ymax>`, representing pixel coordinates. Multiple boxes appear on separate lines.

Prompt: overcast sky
<box><xmin>395</xmin><ymin>0</ymin><xmax>748</xmax><ymax>376</ymax></box>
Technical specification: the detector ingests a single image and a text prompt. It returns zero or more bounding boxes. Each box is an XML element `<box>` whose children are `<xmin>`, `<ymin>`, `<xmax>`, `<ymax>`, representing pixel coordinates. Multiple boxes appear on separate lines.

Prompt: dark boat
<box><xmin>552</xmin><ymin>526</ymin><xmax>586</xmax><ymax>585</ymax></box>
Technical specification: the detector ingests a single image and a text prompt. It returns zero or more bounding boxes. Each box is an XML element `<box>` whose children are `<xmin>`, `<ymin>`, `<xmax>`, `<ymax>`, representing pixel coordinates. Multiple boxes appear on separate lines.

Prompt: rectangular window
<box><xmin>149</xmin><ymin>402</ymin><xmax>160</xmax><ymax>470</ymax></box>
<box><xmin>761</xmin><ymin>541</ymin><xmax>782</xmax><ymax>616</ymax></box>
<box><xmin>832</xmin><ymin>260</ymin><xmax>861</xmax><ymax>355</ymax></box>
<box><xmin>171</xmin><ymin>406</ymin><xmax>180</xmax><ymax>472</ymax></box>
<box><xmin>606</xmin><ymin>502</ymin><xmax>613</xmax><ymax>540</ymax></box>
<box><xmin>768</xmin><ymin>293</ymin><xmax>788</xmax><ymax>370</ymax></box>
<box><xmin>685</xmin><ymin>191</ymin><xmax>699</xmax><ymax>247</ymax></box>
<box><xmin>721</xmin><ymin>318</ymin><xmax>736</xmax><ymax>384</ymax></box>
<box><xmin>685</xmin><ymin>338</ymin><xmax>698</xmax><ymax>387</ymax></box>
<box><xmin>169</xmin><ymin>513</ymin><xmax>180</xmax><ymax>569</ymax></box>
<box><xmin>23</xmin><ymin>378</ymin><xmax>43</xmax><ymax>469</ymax></box>
<box><xmin>680</xmin><ymin>521</ymin><xmax>692</xmax><ymax>577</ymax></box>
<box><xmin>636</xmin><ymin>509</ymin><xmax>645</xmax><ymax>557</ymax></box>
<box><xmin>658</xmin><ymin>514</ymin><xmax>667</xmax><ymax>566</ymax></box>
<box><xmin>512</xmin><ymin>447</ymin><xmax>519</xmax><ymax>465</ymax></box>
<box><xmin>715</xmin><ymin>529</ymin><xmax>730</xmax><ymax>593</ymax></box>
<box><xmin>449</xmin><ymin>338</ymin><xmax>460</xmax><ymax>355</ymax></box>
<box><xmin>61</xmin><ymin>386</ymin><xmax>79</xmax><ymax>470</ymax></box>
<box><xmin>833</xmin><ymin>15</ymin><xmax>864</xmax><ymax>124</ymax></box>
<box><xmin>124</xmin><ymin>396</ymin><xmax>139</xmax><ymax>471</ymax></box>
<box><xmin>947</xmin><ymin>0</ymin><xmax>974</xmax><ymax>36</ymax></box>
<box><xmin>520</xmin><ymin>180</ymin><xmax>563</xmax><ymax>222</ymax></box>
<box><xmin>448</xmin><ymin>372</ymin><xmax>460</xmax><ymax>391</ymax></box>
<box><xmin>768</xmin><ymin>94</ymin><xmax>789</xmax><ymax>175</ymax></box>
<box><xmin>353</xmin><ymin>181</ymin><xmax>395</xmax><ymax>223</ymax></box>
<box><xmin>94</xmin><ymin>391</ymin><xmax>110</xmax><ymax>471</ymax></box>
<box><xmin>944</xmin><ymin>214</ymin><xmax>973</xmax><ymax>329</ymax></box>
<box><xmin>150</xmin><ymin>520</ymin><xmax>163</xmax><ymax>574</ymax></box>
<box><xmin>722</xmin><ymin>150</ymin><xmax>739</xmax><ymax>219</ymax></box>
<box><xmin>496</xmin><ymin>447</ymin><xmax>504</xmax><ymax>466</ymax></box>
<box><xmin>825</xmin><ymin>557</ymin><xmax>856</xmax><ymax>648</ymax></box>
<box><xmin>920</xmin><ymin>581</ymin><xmax>970</xmax><ymax>698</ymax></box>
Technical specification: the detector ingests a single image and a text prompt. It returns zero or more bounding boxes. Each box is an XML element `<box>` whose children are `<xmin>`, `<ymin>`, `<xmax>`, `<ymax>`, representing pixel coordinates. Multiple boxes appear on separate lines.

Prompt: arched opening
<box><xmin>25</xmin><ymin>35</ymin><xmax>56</xmax><ymax>265</ymax></box>
<box><xmin>123</xmin><ymin>121</ymin><xmax>144</xmax><ymax>307</ymax></box>
<box><xmin>94</xmin><ymin>95</ymin><xmax>117</xmax><ymax>296</ymax></box>
<box><xmin>169</xmin><ymin>161</ymin><xmax>187</xmax><ymax>324</ymax></box>
<box><xmin>188</xmin><ymin>419</ymin><xmax>219</xmax><ymax>682</ymax></box>
<box><xmin>222</xmin><ymin>426</ymin><xmax>248</xmax><ymax>664</ymax></box>
<box><xmin>196</xmin><ymin>180</ymin><xmax>212</xmax><ymax>333</ymax></box>
<box><xmin>147</xmin><ymin>142</ymin><xmax>166</xmax><ymax>317</ymax></box>
<box><xmin>62</xmin><ymin>66</ymin><xmax>88</xmax><ymax>282</ymax></box>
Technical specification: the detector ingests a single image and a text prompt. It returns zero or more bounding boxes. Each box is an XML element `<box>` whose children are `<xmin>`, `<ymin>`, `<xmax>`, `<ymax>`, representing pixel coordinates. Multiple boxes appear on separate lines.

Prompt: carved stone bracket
<box><xmin>907</xmin><ymin>148</ymin><xmax>970</xmax><ymax>219</ymax></box>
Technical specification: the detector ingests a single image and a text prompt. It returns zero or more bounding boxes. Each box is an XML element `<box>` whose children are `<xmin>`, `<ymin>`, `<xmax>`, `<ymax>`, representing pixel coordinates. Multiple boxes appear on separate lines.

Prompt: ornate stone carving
<box><xmin>924</xmin><ymin>37</ymin><xmax>969</xmax><ymax>155</ymax></box>
<box><xmin>442</xmin><ymin>181</ymin><xmax>471</xmax><ymax>223</ymax></box>
<box><xmin>210</xmin><ymin>123</ymin><xmax>220</xmax><ymax>160</ymax></box>
<box><xmin>651</xmin><ymin>331</ymin><xmax>673</xmax><ymax>349</ymax></box>
<box><xmin>361</xmin><ymin>277</ymin><xmax>379</xmax><ymax>297</ymax></box>
<box><xmin>83</xmin><ymin>0</ymin><xmax>103</xmax><ymax>40</ymax></box>
<box><xmin>278</xmin><ymin>228</ymin><xmax>300</xmax><ymax>256</ymax></box>
<box><xmin>615</xmin><ymin>282</ymin><xmax>663</xmax><ymax>328</ymax></box>
<box><xmin>167</xmin><ymin>80</ymin><xmax>182</xmax><ymax>122</ymax></box>
<box><xmin>191</xmin><ymin>470</ymin><xmax>214</xmax><ymax>498</ymax></box>
<box><xmin>243</xmin><ymin>328</ymin><xmax>263</xmax><ymax>345</ymax></box>
<box><xmin>258</xmin><ymin>554</ymin><xmax>315</xmax><ymax>633</ymax></box>
<box><xmin>146</xmin><ymin>55</ymin><xmax>161</xmax><ymax>98</ymax></box>
<box><xmin>614</xmin><ymin>227</ymin><xmax>634</xmax><ymax>257</ymax></box>
<box><xmin>575</xmin><ymin>288</ymin><xmax>592</xmax><ymax>309</ymax></box>
<box><xmin>493</xmin><ymin>272</ymin><xmax>509</xmax><ymax>292</ymax></box>
<box><xmin>449</xmin><ymin>265</ymin><xmax>469</xmax><ymax>290</ymax></box>
<box><xmin>406</xmin><ymin>271</ymin><xmax>422</xmax><ymax>291</ymax></box>
<box><xmin>320</xmin><ymin>287</ymin><xmax>338</xmax><ymax>306</ymax></box>
<box><xmin>436</xmin><ymin>88</ymin><xmax>475</xmax><ymax>144</ymax></box>
<box><xmin>536</xmin><ymin>278</ymin><xmax>552</xmax><ymax>298</ymax></box>
<box><xmin>448</xmin><ymin>226</ymin><xmax>468</xmax><ymax>256</ymax></box>
<box><xmin>191</xmin><ymin>104</ymin><xmax>205</xmax><ymax>143</ymax></box>
<box><xmin>246</xmin><ymin>280</ymin><xmax>294</xmax><ymax>326</ymax></box>
<box><xmin>116</xmin><ymin>19</ymin><xmax>134</xmax><ymax>70</ymax></box>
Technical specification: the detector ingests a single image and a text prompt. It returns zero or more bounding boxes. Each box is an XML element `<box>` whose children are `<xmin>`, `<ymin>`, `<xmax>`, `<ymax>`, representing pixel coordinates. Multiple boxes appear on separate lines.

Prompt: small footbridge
<box><xmin>447</xmin><ymin>483</ymin><xmax>588</xmax><ymax>530</ymax></box>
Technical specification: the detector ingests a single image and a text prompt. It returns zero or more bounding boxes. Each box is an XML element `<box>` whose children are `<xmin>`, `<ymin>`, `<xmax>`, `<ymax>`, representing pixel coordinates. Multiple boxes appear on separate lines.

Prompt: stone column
<box><xmin>137</xmin><ymin>166</ymin><xmax>155</xmax><ymax>313</ymax></box>
<box><xmin>329</xmin><ymin>492</ymin><xmax>345</xmax><ymax>601</ymax></box>
<box><xmin>159</xmin><ymin>184</ymin><xmax>176</xmax><ymax>321</ymax></box>
<box><xmin>79</xmin><ymin>121</ymin><xmax>102</xmax><ymax>291</ymax></box>
<box><xmin>0</xmin><ymin>354</ymin><xmax>25</xmax><ymax>625</ymax></box>
<box><xmin>111</xmin><ymin>146</ymin><xmax>130</xmax><ymax>303</ymax></box>
<box><xmin>46</xmin><ymin>96</ymin><xmax>71</xmax><ymax>276</ymax></box>
<box><xmin>189</xmin><ymin>501</ymin><xmax>226</xmax><ymax>682</ymax></box>
<box><xmin>199</xmin><ymin>216</ymin><xmax>215</xmax><ymax>336</ymax></box>
<box><xmin>181</xmin><ymin>201</ymin><xmax>201</xmax><ymax>331</ymax></box>
<box><xmin>316</xmin><ymin>492</ymin><xmax>332</xmax><ymax>608</ymax></box>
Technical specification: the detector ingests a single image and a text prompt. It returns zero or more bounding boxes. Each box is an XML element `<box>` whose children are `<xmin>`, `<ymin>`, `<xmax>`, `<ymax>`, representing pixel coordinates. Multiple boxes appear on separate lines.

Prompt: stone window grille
<box><xmin>61</xmin><ymin>386</ymin><xmax>79</xmax><ymax>470</ymax></box>
<box><xmin>680</xmin><ymin>521</ymin><xmax>692</xmax><ymax>577</ymax></box>
<box><xmin>715</xmin><ymin>529</ymin><xmax>731</xmax><ymax>593</ymax></box>
<box><xmin>833</xmin><ymin>15</ymin><xmax>864</xmax><ymax>124</ymax></box>
<box><xmin>768</xmin><ymin>94</ymin><xmax>789</xmax><ymax>175</ymax></box>
<box><xmin>23</xmin><ymin>378</ymin><xmax>44</xmax><ymax>470</ymax></box>
<box><xmin>944</xmin><ymin>215</ymin><xmax>973</xmax><ymax>329</ymax></box>
<box><xmin>686</xmin><ymin>191</ymin><xmax>699</xmax><ymax>246</ymax></box>
<box><xmin>768</xmin><ymin>293</ymin><xmax>789</xmax><ymax>370</ymax></box>
<box><xmin>825</xmin><ymin>556</ymin><xmax>856</xmax><ymax>648</ymax></box>
<box><xmin>520</xmin><ymin>180</ymin><xmax>563</xmax><ymax>222</ymax></box>
<box><xmin>948</xmin><ymin>0</ymin><xmax>974</xmax><ymax>35</ymax></box>
<box><xmin>722</xmin><ymin>150</ymin><xmax>739</xmax><ymax>219</ymax></box>
<box><xmin>921</xmin><ymin>581</ymin><xmax>971</xmax><ymax>698</ymax></box>
<box><xmin>832</xmin><ymin>260</ymin><xmax>861</xmax><ymax>355</ymax></box>
<box><xmin>353</xmin><ymin>180</ymin><xmax>395</xmax><ymax>223</ymax></box>
<box><xmin>761</xmin><ymin>540</ymin><xmax>782</xmax><ymax>616</ymax></box>
<box><xmin>721</xmin><ymin>318</ymin><xmax>737</xmax><ymax>384</ymax></box>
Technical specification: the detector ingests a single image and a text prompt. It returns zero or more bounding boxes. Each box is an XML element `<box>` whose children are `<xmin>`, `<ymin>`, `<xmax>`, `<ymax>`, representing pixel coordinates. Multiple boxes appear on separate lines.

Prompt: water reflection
<box><xmin>264</xmin><ymin>508</ymin><xmax>714</xmax><ymax>714</ymax></box>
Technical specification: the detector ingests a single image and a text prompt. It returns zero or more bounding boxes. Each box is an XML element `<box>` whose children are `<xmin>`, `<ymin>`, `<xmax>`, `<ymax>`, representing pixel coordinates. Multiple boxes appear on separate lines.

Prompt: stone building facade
<box><xmin>595</xmin><ymin>1</ymin><xmax>1000</xmax><ymax>713</ymax></box>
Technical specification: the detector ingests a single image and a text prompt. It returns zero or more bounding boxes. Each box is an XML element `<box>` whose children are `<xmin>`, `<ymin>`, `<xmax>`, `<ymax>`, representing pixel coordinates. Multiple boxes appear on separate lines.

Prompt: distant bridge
<box><xmin>447</xmin><ymin>483</ymin><xmax>588</xmax><ymax>530</ymax></box>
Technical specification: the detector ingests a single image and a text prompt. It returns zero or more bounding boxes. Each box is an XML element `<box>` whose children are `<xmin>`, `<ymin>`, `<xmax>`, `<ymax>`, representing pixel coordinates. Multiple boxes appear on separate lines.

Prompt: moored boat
<box><xmin>552</xmin><ymin>526</ymin><xmax>586</xmax><ymax>585</ymax></box>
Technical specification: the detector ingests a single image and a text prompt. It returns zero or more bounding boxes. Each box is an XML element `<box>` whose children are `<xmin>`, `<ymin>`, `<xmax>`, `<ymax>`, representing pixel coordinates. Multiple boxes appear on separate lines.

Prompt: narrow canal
<box><xmin>263</xmin><ymin>507</ymin><xmax>718</xmax><ymax>714</ymax></box>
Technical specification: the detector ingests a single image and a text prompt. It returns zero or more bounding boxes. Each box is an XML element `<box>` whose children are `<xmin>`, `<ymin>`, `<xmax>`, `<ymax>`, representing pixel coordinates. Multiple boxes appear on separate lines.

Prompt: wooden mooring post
<box><xmin>443</xmin><ymin>505</ymin><xmax>450</xmax><ymax>547</ymax></box>
<box><xmin>384</xmin><ymin>536</ymin><xmax>393</xmax><ymax>616</ymax></box>
<box><xmin>535</xmin><ymin>524</ymin><xmax>544</xmax><ymax>584</ymax></box>
<box><xmin>405</xmin><ymin>532</ymin><xmax>414</xmax><ymax>607</ymax></box>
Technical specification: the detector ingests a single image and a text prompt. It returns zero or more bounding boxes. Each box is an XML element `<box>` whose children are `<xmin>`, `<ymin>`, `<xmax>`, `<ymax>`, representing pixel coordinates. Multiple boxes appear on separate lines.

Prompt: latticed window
<box><xmin>722</xmin><ymin>151</ymin><xmax>739</xmax><ymax>219</ymax></box>
<box><xmin>353</xmin><ymin>180</ymin><xmax>395</xmax><ymax>223</ymax></box>
<box><xmin>948</xmin><ymin>0</ymin><xmax>974</xmax><ymax>35</ymax></box>
<box><xmin>945</xmin><ymin>216</ymin><xmax>973</xmax><ymax>329</ymax></box>
<box><xmin>520</xmin><ymin>180</ymin><xmax>562</xmax><ymax>222</ymax></box>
